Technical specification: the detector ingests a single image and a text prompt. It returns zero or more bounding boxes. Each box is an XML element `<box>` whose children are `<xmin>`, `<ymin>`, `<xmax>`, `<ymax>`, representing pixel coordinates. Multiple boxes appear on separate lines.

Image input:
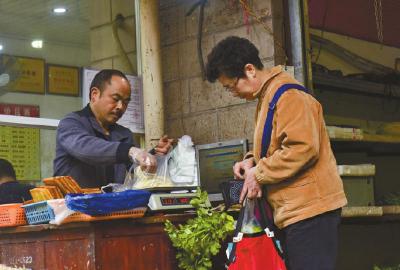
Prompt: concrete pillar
<box><xmin>288</xmin><ymin>0</ymin><xmax>306</xmax><ymax>84</ymax></box>
<box><xmin>139</xmin><ymin>0</ymin><xmax>165</xmax><ymax>148</ymax></box>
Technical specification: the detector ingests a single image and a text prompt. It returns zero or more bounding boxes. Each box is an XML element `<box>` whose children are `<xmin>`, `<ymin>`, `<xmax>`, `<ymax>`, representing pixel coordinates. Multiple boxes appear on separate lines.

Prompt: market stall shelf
<box><xmin>0</xmin><ymin>215</ymin><xmax>188</xmax><ymax>270</ymax></box>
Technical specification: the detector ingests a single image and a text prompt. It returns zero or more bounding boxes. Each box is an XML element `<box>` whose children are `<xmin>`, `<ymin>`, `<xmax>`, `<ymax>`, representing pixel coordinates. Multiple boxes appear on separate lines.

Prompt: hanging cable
<box><xmin>314</xmin><ymin>0</ymin><xmax>330</xmax><ymax>64</ymax></box>
<box><xmin>239</xmin><ymin>0</ymin><xmax>287</xmax><ymax>64</ymax></box>
<box><xmin>374</xmin><ymin>0</ymin><xmax>384</xmax><ymax>46</ymax></box>
<box><xmin>186</xmin><ymin>0</ymin><xmax>208</xmax><ymax>80</ymax></box>
<box><xmin>112</xmin><ymin>13</ymin><xmax>135</xmax><ymax>74</ymax></box>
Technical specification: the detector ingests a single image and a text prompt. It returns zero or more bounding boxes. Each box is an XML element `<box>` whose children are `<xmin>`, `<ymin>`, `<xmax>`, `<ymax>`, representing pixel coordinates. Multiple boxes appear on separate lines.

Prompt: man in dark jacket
<box><xmin>53</xmin><ymin>69</ymin><xmax>172</xmax><ymax>188</ymax></box>
<box><xmin>0</xmin><ymin>158</ymin><xmax>34</xmax><ymax>204</ymax></box>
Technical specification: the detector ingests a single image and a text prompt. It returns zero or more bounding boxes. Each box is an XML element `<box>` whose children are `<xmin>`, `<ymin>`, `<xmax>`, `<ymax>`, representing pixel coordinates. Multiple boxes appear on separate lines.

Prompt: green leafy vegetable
<box><xmin>165</xmin><ymin>188</ymin><xmax>235</xmax><ymax>270</ymax></box>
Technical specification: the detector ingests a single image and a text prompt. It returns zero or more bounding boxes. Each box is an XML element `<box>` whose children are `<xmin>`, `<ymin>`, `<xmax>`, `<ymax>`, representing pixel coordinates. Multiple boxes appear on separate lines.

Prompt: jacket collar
<box><xmin>252</xmin><ymin>65</ymin><xmax>284</xmax><ymax>98</ymax></box>
<box><xmin>81</xmin><ymin>104</ymin><xmax>130</xmax><ymax>141</ymax></box>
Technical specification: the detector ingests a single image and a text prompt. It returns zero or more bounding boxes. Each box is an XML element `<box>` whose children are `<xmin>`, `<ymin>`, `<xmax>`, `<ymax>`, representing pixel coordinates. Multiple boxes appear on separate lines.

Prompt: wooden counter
<box><xmin>0</xmin><ymin>214</ymin><xmax>194</xmax><ymax>270</ymax></box>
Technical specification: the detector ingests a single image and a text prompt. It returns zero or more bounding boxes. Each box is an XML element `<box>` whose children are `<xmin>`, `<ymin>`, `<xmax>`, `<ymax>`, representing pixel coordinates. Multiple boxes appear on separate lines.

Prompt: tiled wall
<box><xmin>87</xmin><ymin>0</ymin><xmax>282</xmax><ymax>145</ymax></box>
<box><xmin>89</xmin><ymin>0</ymin><xmax>137</xmax><ymax>74</ymax></box>
<box><xmin>159</xmin><ymin>0</ymin><xmax>280</xmax><ymax>145</ymax></box>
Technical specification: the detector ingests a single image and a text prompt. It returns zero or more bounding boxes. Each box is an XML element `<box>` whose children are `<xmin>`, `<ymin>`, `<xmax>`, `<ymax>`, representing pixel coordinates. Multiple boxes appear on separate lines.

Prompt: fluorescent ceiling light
<box><xmin>0</xmin><ymin>44</ymin><xmax>3</xmax><ymax>51</ymax></box>
<box><xmin>31</xmin><ymin>40</ymin><xmax>43</xmax><ymax>49</ymax></box>
<box><xmin>53</xmin><ymin>7</ymin><xmax>67</xmax><ymax>13</ymax></box>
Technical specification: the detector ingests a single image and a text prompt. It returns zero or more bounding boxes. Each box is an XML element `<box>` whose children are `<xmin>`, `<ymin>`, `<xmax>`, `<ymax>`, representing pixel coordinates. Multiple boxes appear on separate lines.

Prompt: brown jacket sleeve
<box><xmin>243</xmin><ymin>151</ymin><xmax>254</xmax><ymax>160</ymax></box>
<box><xmin>255</xmin><ymin>90</ymin><xmax>320</xmax><ymax>184</ymax></box>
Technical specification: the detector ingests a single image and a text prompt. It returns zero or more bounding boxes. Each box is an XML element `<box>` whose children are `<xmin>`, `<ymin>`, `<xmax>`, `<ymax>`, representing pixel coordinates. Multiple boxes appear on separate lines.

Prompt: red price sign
<box><xmin>0</xmin><ymin>103</ymin><xmax>40</xmax><ymax>117</ymax></box>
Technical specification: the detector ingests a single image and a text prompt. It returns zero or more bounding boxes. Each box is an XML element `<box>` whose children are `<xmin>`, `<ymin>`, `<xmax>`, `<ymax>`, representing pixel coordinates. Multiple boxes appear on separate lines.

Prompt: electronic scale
<box><xmin>147</xmin><ymin>138</ymin><xmax>247</xmax><ymax>211</ymax></box>
<box><xmin>148</xmin><ymin>192</ymin><xmax>211</xmax><ymax>211</ymax></box>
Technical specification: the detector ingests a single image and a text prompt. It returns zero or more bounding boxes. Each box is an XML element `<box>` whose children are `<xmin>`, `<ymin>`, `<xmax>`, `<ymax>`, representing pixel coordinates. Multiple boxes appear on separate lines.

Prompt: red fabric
<box><xmin>308</xmin><ymin>0</ymin><xmax>400</xmax><ymax>48</ymax></box>
<box><xmin>228</xmin><ymin>234</ymin><xmax>286</xmax><ymax>270</ymax></box>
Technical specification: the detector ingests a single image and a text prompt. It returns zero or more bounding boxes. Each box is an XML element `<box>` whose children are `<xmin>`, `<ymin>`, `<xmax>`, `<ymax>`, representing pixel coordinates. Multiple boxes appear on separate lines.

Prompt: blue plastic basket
<box><xmin>22</xmin><ymin>201</ymin><xmax>55</xmax><ymax>225</ymax></box>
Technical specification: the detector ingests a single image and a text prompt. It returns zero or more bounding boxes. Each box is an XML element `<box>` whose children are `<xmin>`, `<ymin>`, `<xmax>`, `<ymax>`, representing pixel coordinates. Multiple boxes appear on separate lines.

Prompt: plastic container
<box><xmin>60</xmin><ymin>212</ymin><xmax>91</xmax><ymax>224</ymax></box>
<box><xmin>22</xmin><ymin>201</ymin><xmax>55</xmax><ymax>225</ymax></box>
<box><xmin>90</xmin><ymin>207</ymin><xmax>147</xmax><ymax>221</ymax></box>
<box><xmin>61</xmin><ymin>207</ymin><xmax>147</xmax><ymax>224</ymax></box>
<box><xmin>0</xmin><ymin>203</ymin><xmax>27</xmax><ymax>227</ymax></box>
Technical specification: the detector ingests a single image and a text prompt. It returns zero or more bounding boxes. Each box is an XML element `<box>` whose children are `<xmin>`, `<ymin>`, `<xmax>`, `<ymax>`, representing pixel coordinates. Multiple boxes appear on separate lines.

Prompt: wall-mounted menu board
<box><xmin>0</xmin><ymin>126</ymin><xmax>41</xmax><ymax>181</ymax></box>
<box><xmin>0</xmin><ymin>103</ymin><xmax>41</xmax><ymax>181</ymax></box>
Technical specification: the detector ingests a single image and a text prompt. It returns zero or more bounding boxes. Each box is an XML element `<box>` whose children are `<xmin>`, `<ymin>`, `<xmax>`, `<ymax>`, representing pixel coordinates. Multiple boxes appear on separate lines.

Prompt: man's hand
<box><xmin>233</xmin><ymin>158</ymin><xmax>255</xmax><ymax>179</ymax></box>
<box><xmin>155</xmin><ymin>135</ymin><xmax>174</xmax><ymax>155</ymax></box>
<box><xmin>239</xmin><ymin>167</ymin><xmax>262</xmax><ymax>203</ymax></box>
<box><xmin>129</xmin><ymin>147</ymin><xmax>157</xmax><ymax>173</ymax></box>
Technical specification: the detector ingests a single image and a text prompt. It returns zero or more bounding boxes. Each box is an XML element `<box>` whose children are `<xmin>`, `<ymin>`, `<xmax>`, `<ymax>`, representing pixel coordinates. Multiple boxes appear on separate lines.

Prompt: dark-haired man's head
<box><xmin>206</xmin><ymin>36</ymin><xmax>264</xmax><ymax>100</ymax></box>
<box><xmin>89</xmin><ymin>69</ymin><xmax>129</xmax><ymax>100</ymax></box>
<box><xmin>0</xmin><ymin>159</ymin><xmax>16</xmax><ymax>183</ymax></box>
<box><xmin>89</xmin><ymin>69</ymin><xmax>131</xmax><ymax>129</ymax></box>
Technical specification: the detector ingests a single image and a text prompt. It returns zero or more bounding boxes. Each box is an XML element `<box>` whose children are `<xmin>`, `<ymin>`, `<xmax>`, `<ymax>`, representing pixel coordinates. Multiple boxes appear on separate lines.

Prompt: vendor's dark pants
<box><xmin>281</xmin><ymin>208</ymin><xmax>342</xmax><ymax>270</ymax></box>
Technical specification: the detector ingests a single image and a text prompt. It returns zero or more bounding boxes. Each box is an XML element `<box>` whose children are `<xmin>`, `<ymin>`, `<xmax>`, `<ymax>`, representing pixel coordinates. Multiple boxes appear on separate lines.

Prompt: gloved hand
<box><xmin>129</xmin><ymin>147</ymin><xmax>157</xmax><ymax>173</ymax></box>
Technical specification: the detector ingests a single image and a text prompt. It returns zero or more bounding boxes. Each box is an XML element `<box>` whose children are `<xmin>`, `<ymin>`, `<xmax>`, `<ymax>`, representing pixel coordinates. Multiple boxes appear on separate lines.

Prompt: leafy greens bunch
<box><xmin>165</xmin><ymin>188</ymin><xmax>235</xmax><ymax>270</ymax></box>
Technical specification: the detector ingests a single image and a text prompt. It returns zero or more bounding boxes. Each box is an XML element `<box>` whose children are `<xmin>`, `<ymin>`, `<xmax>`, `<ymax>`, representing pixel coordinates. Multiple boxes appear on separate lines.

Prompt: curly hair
<box><xmin>205</xmin><ymin>36</ymin><xmax>264</xmax><ymax>82</ymax></box>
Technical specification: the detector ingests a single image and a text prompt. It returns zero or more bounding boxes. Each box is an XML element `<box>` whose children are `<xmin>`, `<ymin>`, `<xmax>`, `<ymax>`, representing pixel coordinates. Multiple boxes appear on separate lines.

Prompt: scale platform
<box><xmin>148</xmin><ymin>191</ymin><xmax>211</xmax><ymax>211</ymax></box>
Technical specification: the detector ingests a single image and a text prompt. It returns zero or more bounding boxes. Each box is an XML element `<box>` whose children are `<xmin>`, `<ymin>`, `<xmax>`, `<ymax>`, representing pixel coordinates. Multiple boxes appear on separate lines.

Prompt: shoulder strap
<box><xmin>258</xmin><ymin>83</ymin><xmax>308</xmax><ymax>260</ymax></box>
<box><xmin>256</xmin><ymin>198</ymin><xmax>285</xmax><ymax>257</ymax></box>
<box><xmin>228</xmin><ymin>201</ymin><xmax>246</xmax><ymax>263</ymax></box>
<box><xmin>261</xmin><ymin>83</ymin><xmax>308</xmax><ymax>158</ymax></box>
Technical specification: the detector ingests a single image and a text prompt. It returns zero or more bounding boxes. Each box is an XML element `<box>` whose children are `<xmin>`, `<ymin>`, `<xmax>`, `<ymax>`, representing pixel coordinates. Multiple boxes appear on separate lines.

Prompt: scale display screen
<box><xmin>148</xmin><ymin>193</ymin><xmax>210</xmax><ymax>210</ymax></box>
<box><xmin>160</xmin><ymin>196</ymin><xmax>191</xmax><ymax>206</ymax></box>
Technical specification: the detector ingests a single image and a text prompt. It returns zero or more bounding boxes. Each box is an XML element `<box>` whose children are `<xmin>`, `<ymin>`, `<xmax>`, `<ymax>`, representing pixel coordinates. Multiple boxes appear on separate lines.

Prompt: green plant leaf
<box><xmin>164</xmin><ymin>188</ymin><xmax>234</xmax><ymax>270</ymax></box>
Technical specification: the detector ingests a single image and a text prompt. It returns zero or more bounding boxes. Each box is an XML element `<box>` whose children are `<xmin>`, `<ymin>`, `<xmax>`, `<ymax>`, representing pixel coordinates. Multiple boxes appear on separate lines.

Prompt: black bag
<box><xmin>220</xmin><ymin>180</ymin><xmax>244</xmax><ymax>209</ymax></box>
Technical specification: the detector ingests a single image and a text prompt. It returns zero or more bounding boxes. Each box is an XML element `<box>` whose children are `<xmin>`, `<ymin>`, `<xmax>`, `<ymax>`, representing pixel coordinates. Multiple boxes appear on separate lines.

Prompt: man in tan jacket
<box><xmin>206</xmin><ymin>36</ymin><xmax>347</xmax><ymax>270</ymax></box>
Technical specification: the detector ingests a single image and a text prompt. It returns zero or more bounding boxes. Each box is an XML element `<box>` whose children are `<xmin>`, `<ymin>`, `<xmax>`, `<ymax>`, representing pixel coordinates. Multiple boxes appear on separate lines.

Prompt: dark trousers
<box><xmin>281</xmin><ymin>209</ymin><xmax>342</xmax><ymax>270</ymax></box>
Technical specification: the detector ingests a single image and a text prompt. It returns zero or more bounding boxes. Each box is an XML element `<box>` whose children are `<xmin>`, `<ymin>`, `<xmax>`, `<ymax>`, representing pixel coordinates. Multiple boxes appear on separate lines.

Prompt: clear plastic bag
<box><xmin>47</xmin><ymin>199</ymin><xmax>76</xmax><ymax>225</ymax></box>
<box><xmin>123</xmin><ymin>152</ymin><xmax>174</xmax><ymax>189</ymax></box>
<box><xmin>241</xmin><ymin>199</ymin><xmax>263</xmax><ymax>234</ymax></box>
<box><xmin>109</xmin><ymin>135</ymin><xmax>198</xmax><ymax>191</ymax></box>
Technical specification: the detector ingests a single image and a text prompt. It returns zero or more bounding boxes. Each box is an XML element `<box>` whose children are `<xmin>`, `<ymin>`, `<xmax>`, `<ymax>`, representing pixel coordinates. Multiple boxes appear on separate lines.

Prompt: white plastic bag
<box><xmin>168</xmin><ymin>135</ymin><xmax>197</xmax><ymax>185</ymax></box>
<box><xmin>120</xmin><ymin>135</ymin><xmax>197</xmax><ymax>189</ymax></box>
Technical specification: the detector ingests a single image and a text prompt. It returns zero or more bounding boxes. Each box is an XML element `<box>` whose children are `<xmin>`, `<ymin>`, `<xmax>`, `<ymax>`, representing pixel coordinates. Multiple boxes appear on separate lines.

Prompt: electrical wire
<box><xmin>239</xmin><ymin>0</ymin><xmax>287</xmax><ymax>64</ymax></box>
<box><xmin>314</xmin><ymin>0</ymin><xmax>330</xmax><ymax>64</ymax></box>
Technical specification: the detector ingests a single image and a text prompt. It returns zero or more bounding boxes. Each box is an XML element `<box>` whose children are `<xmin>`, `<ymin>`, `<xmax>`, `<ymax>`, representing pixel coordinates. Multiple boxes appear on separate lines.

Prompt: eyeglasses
<box><xmin>224</xmin><ymin>78</ymin><xmax>239</xmax><ymax>92</ymax></box>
